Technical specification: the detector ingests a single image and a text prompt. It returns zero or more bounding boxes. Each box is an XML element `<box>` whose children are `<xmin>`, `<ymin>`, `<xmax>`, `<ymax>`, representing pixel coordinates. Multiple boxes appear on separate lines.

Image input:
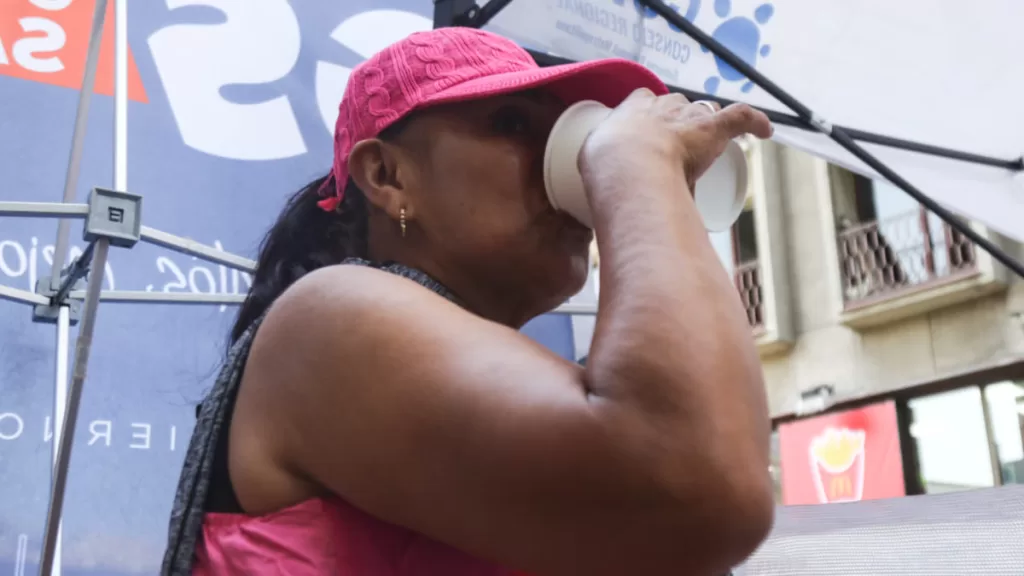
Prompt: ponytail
<box><xmin>230</xmin><ymin>177</ymin><xmax>367</xmax><ymax>343</ymax></box>
<box><xmin>231</xmin><ymin>115</ymin><xmax>415</xmax><ymax>344</ymax></box>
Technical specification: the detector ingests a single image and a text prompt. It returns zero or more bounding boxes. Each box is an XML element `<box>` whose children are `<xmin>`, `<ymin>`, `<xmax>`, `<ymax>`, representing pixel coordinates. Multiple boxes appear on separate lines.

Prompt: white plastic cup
<box><xmin>543</xmin><ymin>100</ymin><xmax>748</xmax><ymax>232</ymax></box>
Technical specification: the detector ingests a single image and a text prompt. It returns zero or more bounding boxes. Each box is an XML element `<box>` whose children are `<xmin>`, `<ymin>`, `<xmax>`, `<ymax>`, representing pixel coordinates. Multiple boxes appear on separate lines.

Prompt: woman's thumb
<box><xmin>712</xmin><ymin>103</ymin><xmax>773</xmax><ymax>140</ymax></box>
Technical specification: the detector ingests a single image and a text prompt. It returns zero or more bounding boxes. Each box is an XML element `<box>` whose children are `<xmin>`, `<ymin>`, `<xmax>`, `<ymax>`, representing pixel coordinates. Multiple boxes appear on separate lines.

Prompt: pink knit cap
<box><xmin>317</xmin><ymin>27</ymin><xmax>668</xmax><ymax>211</ymax></box>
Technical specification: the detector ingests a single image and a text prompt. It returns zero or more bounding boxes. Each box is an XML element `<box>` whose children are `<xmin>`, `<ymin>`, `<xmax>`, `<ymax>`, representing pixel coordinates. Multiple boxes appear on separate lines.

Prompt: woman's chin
<box><xmin>549</xmin><ymin>254</ymin><xmax>592</xmax><ymax>305</ymax></box>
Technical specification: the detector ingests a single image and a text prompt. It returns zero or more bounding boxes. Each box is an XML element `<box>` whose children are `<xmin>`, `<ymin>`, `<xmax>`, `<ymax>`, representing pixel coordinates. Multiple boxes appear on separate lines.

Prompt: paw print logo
<box><xmin>702</xmin><ymin>0</ymin><xmax>774</xmax><ymax>94</ymax></box>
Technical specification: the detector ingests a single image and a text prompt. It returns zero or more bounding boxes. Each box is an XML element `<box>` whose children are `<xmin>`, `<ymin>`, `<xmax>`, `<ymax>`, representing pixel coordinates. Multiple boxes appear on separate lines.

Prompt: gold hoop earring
<box><xmin>400</xmin><ymin>207</ymin><xmax>407</xmax><ymax>238</ymax></box>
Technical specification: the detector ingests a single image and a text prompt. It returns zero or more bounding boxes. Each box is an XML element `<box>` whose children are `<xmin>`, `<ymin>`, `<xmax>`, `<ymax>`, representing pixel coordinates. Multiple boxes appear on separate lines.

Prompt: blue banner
<box><xmin>0</xmin><ymin>2</ymin><xmax>576</xmax><ymax>574</ymax></box>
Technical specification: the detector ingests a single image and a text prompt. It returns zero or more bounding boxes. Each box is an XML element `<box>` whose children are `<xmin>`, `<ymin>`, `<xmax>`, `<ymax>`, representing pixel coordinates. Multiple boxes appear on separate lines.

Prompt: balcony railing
<box><xmin>836</xmin><ymin>209</ymin><xmax>977</xmax><ymax>308</ymax></box>
<box><xmin>734</xmin><ymin>260</ymin><xmax>765</xmax><ymax>332</ymax></box>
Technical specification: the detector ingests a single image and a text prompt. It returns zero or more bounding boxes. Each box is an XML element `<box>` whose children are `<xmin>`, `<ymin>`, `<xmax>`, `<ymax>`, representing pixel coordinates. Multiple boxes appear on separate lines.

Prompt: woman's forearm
<box><xmin>583</xmin><ymin>157</ymin><xmax>772</xmax><ymax>524</ymax></box>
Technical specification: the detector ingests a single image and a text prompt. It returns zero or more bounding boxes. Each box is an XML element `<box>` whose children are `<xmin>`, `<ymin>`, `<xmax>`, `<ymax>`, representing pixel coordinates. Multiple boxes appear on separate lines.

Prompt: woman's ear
<box><xmin>348</xmin><ymin>139</ymin><xmax>414</xmax><ymax>221</ymax></box>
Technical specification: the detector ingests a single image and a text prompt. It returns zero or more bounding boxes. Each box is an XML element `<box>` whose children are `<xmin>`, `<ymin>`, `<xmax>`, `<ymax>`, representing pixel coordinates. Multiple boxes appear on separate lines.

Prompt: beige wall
<box><xmin>759</xmin><ymin>145</ymin><xmax>1024</xmax><ymax>417</ymax></box>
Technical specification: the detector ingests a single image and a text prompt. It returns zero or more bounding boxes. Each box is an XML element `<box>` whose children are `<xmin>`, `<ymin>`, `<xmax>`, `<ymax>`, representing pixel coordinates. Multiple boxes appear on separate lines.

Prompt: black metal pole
<box><xmin>469</xmin><ymin>0</ymin><xmax>515</xmax><ymax>27</ymax></box>
<box><xmin>433</xmin><ymin>0</ymin><xmax>515</xmax><ymax>30</ymax></box>
<box><xmin>839</xmin><ymin>128</ymin><xmax>1023</xmax><ymax>172</ymax></box>
<box><xmin>51</xmin><ymin>241</ymin><xmax>96</xmax><ymax>307</ymax></box>
<box><xmin>527</xmin><ymin>50</ymin><xmax>1022</xmax><ymax>172</ymax></box>
<box><xmin>433</xmin><ymin>0</ymin><xmax>478</xmax><ymax>28</ymax></box>
<box><xmin>634</xmin><ymin>0</ymin><xmax>1024</xmax><ymax>279</ymax></box>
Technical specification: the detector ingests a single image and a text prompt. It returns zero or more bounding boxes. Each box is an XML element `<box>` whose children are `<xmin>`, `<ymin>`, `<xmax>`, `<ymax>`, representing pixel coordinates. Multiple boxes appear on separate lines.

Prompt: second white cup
<box><xmin>543</xmin><ymin>100</ymin><xmax>748</xmax><ymax>232</ymax></box>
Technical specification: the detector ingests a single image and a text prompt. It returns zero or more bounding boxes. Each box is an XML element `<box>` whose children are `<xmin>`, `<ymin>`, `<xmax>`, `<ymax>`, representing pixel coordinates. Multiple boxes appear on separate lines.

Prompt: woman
<box><xmin>163</xmin><ymin>27</ymin><xmax>774</xmax><ymax>576</ymax></box>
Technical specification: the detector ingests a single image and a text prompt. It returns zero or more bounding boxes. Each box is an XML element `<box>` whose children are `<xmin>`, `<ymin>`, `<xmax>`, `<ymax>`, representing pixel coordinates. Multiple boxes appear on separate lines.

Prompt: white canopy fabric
<box><xmin>485</xmin><ymin>0</ymin><xmax>1024</xmax><ymax>243</ymax></box>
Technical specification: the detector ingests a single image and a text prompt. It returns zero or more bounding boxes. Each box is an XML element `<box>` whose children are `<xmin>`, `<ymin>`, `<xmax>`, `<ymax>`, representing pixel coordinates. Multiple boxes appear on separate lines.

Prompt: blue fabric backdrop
<box><xmin>0</xmin><ymin>2</ymin><xmax>575</xmax><ymax>573</ymax></box>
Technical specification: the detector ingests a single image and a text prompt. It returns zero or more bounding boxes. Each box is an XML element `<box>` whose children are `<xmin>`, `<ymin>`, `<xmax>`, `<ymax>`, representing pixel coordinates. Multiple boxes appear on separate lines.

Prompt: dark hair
<box><xmin>230</xmin><ymin>117</ymin><xmax>414</xmax><ymax>344</ymax></box>
<box><xmin>230</xmin><ymin>176</ymin><xmax>367</xmax><ymax>343</ymax></box>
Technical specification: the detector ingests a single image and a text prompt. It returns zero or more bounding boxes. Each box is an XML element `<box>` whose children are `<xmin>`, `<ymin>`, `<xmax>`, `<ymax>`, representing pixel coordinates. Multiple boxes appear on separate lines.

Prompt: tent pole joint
<box><xmin>30</xmin><ymin>185</ymin><xmax>143</xmax><ymax>325</ymax></box>
<box><xmin>810</xmin><ymin>113</ymin><xmax>834</xmax><ymax>136</ymax></box>
<box><xmin>33</xmin><ymin>276</ymin><xmax>85</xmax><ymax>326</ymax></box>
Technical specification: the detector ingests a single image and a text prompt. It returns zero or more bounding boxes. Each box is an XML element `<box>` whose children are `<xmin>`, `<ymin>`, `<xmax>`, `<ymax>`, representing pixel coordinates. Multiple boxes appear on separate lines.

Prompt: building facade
<box><xmin>570</xmin><ymin>140</ymin><xmax>1024</xmax><ymax>504</ymax></box>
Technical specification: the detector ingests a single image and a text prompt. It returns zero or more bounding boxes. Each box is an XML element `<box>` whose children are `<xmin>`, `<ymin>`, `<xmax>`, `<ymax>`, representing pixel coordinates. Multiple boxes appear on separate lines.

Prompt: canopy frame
<box><xmin>432</xmin><ymin>0</ymin><xmax>1024</xmax><ymax>279</ymax></box>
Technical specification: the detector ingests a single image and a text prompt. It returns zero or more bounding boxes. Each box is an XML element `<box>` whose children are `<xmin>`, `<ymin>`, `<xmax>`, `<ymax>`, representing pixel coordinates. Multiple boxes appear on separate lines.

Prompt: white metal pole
<box><xmin>0</xmin><ymin>284</ymin><xmax>49</xmax><ymax>306</ymax></box>
<box><xmin>0</xmin><ymin>202</ymin><xmax>89</xmax><ymax>218</ymax></box>
<box><xmin>0</xmin><ymin>201</ymin><xmax>257</xmax><ymax>271</ymax></box>
<box><xmin>114</xmin><ymin>0</ymin><xmax>128</xmax><ymax>192</ymax></box>
<box><xmin>140</xmin><ymin>226</ymin><xmax>256</xmax><ymax>271</ymax></box>
<box><xmin>15</xmin><ymin>534</ymin><xmax>28</xmax><ymax>576</ymax></box>
<box><xmin>49</xmin><ymin>307</ymin><xmax>70</xmax><ymax>576</ymax></box>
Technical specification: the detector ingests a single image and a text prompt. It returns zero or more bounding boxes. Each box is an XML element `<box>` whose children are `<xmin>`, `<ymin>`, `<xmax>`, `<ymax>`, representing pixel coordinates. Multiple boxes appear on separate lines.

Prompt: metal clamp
<box><xmin>33</xmin><ymin>277</ymin><xmax>84</xmax><ymax>325</ymax></box>
<box><xmin>809</xmin><ymin>113</ymin><xmax>834</xmax><ymax>136</ymax></box>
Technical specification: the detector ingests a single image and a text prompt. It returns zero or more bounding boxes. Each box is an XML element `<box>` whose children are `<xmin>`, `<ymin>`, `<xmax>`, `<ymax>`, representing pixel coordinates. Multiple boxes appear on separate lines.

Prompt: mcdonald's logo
<box><xmin>780</xmin><ymin>401</ymin><xmax>906</xmax><ymax>506</ymax></box>
<box><xmin>829</xmin><ymin>475</ymin><xmax>853</xmax><ymax>500</ymax></box>
<box><xmin>808</xmin><ymin>426</ymin><xmax>866</xmax><ymax>503</ymax></box>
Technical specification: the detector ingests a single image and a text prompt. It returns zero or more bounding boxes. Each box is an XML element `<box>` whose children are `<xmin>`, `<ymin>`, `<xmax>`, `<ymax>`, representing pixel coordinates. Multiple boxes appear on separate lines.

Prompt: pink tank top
<box><xmin>193</xmin><ymin>496</ymin><xmax>530</xmax><ymax>575</ymax></box>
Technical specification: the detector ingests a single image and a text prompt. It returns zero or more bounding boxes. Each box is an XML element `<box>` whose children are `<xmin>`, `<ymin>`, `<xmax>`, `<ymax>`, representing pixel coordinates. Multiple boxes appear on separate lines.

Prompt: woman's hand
<box><xmin>580</xmin><ymin>88</ymin><xmax>773</xmax><ymax>193</ymax></box>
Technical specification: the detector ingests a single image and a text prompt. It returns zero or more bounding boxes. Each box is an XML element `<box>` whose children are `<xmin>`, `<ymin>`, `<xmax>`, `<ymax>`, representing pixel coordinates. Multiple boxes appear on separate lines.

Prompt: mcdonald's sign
<box><xmin>779</xmin><ymin>401</ymin><xmax>906</xmax><ymax>506</ymax></box>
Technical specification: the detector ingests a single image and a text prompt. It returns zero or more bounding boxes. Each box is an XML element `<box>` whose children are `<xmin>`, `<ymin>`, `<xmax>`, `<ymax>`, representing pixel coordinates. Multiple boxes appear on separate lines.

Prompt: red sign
<box><xmin>779</xmin><ymin>400</ymin><xmax>906</xmax><ymax>505</ymax></box>
<box><xmin>1</xmin><ymin>0</ymin><xmax>147</xmax><ymax>101</ymax></box>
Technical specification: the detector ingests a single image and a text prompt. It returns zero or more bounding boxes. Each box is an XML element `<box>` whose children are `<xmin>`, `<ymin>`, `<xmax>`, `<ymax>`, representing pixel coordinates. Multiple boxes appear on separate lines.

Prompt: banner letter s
<box><xmin>149</xmin><ymin>0</ymin><xmax>304</xmax><ymax>160</ymax></box>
